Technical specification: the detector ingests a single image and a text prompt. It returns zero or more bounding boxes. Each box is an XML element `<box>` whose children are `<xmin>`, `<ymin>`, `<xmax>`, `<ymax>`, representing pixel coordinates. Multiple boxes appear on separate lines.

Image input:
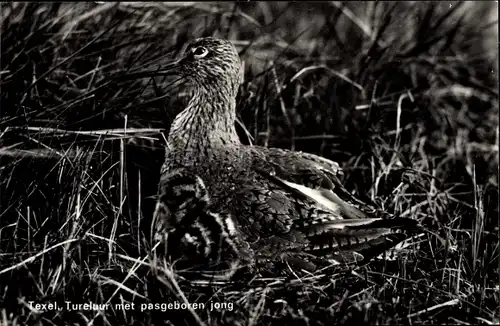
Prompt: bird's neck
<box><xmin>168</xmin><ymin>86</ymin><xmax>240</xmax><ymax>151</ymax></box>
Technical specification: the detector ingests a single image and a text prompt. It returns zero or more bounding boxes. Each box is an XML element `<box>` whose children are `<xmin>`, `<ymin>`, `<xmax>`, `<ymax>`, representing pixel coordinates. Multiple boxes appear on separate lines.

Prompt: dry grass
<box><xmin>1</xmin><ymin>2</ymin><xmax>498</xmax><ymax>325</ymax></box>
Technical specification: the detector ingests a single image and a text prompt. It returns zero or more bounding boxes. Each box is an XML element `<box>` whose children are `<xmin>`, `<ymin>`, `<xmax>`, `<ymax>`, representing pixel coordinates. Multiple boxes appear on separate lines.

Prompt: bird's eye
<box><xmin>192</xmin><ymin>46</ymin><xmax>209</xmax><ymax>59</ymax></box>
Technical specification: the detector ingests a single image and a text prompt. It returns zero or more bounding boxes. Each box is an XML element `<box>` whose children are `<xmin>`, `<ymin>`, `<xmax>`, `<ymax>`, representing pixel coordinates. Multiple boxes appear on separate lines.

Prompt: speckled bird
<box><xmin>150</xmin><ymin>37</ymin><xmax>419</xmax><ymax>276</ymax></box>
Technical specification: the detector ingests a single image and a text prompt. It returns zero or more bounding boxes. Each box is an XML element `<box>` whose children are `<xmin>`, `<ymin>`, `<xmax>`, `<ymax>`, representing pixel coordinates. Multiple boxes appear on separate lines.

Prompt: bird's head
<box><xmin>161</xmin><ymin>37</ymin><xmax>243</xmax><ymax>94</ymax></box>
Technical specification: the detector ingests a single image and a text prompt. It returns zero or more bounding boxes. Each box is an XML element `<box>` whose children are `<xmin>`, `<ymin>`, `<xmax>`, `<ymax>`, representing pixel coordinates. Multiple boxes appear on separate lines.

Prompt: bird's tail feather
<box><xmin>304</xmin><ymin>217</ymin><xmax>418</xmax><ymax>263</ymax></box>
<box><xmin>310</xmin><ymin>232</ymin><xmax>410</xmax><ymax>265</ymax></box>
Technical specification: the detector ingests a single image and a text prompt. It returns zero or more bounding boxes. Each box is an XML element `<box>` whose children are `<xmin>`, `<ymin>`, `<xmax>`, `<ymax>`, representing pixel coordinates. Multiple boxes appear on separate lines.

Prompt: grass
<box><xmin>0</xmin><ymin>2</ymin><xmax>498</xmax><ymax>325</ymax></box>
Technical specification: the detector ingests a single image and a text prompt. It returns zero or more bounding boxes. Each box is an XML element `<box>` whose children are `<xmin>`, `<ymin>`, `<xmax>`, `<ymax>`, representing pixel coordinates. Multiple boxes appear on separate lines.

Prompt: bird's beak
<box><xmin>153</xmin><ymin>58</ymin><xmax>183</xmax><ymax>76</ymax></box>
<box><xmin>117</xmin><ymin>58</ymin><xmax>183</xmax><ymax>81</ymax></box>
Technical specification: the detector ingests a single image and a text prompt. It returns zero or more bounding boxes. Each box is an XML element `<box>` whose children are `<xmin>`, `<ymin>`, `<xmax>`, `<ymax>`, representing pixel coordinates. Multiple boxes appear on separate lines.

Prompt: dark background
<box><xmin>0</xmin><ymin>2</ymin><xmax>498</xmax><ymax>325</ymax></box>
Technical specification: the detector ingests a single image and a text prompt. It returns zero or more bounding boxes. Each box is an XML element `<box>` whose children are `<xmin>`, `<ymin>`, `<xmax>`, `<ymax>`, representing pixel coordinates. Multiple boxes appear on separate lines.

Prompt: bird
<box><xmin>151</xmin><ymin>168</ymin><xmax>254</xmax><ymax>280</ymax></box>
<box><xmin>146</xmin><ymin>37</ymin><xmax>420</xmax><ymax>276</ymax></box>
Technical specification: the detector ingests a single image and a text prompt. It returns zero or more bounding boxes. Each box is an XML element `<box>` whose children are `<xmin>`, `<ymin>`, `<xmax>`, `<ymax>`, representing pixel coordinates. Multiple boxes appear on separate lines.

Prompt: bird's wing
<box><xmin>251</xmin><ymin>146</ymin><xmax>381</xmax><ymax>220</ymax></box>
<box><xmin>246</xmin><ymin>146</ymin><xmax>419</xmax><ymax>264</ymax></box>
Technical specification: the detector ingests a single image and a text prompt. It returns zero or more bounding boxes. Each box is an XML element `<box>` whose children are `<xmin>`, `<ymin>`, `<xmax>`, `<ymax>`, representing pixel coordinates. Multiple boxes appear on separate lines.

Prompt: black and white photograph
<box><xmin>0</xmin><ymin>2</ymin><xmax>498</xmax><ymax>325</ymax></box>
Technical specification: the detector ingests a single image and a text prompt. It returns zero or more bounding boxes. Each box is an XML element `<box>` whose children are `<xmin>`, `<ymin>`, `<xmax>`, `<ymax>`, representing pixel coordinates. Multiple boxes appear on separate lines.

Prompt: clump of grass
<box><xmin>1</xmin><ymin>2</ymin><xmax>498</xmax><ymax>325</ymax></box>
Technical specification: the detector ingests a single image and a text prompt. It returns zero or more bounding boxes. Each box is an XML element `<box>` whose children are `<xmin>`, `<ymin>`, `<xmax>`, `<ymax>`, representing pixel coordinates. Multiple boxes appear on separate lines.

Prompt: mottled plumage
<box><xmin>150</xmin><ymin>37</ymin><xmax>419</xmax><ymax>276</ymax></box>
<box><xmin>152</xmin><ymin>168</ymin><xmax>253</xmax><ymax>279</ymax></box>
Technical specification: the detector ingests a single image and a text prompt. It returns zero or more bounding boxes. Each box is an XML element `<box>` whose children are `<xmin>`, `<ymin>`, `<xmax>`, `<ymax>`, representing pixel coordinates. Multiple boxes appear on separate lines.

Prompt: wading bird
<box><xmin>144</xmin><ymin>37</ymin><xmax>419</xmax><ymax>278</ymax></box>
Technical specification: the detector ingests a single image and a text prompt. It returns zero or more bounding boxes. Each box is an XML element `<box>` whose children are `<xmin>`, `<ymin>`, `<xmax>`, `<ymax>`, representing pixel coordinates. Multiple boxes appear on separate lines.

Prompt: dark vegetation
<box><xmin>0</xmin><ymin>2</ymin><xmax>498</xmax><ymax>325</ymax></box>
